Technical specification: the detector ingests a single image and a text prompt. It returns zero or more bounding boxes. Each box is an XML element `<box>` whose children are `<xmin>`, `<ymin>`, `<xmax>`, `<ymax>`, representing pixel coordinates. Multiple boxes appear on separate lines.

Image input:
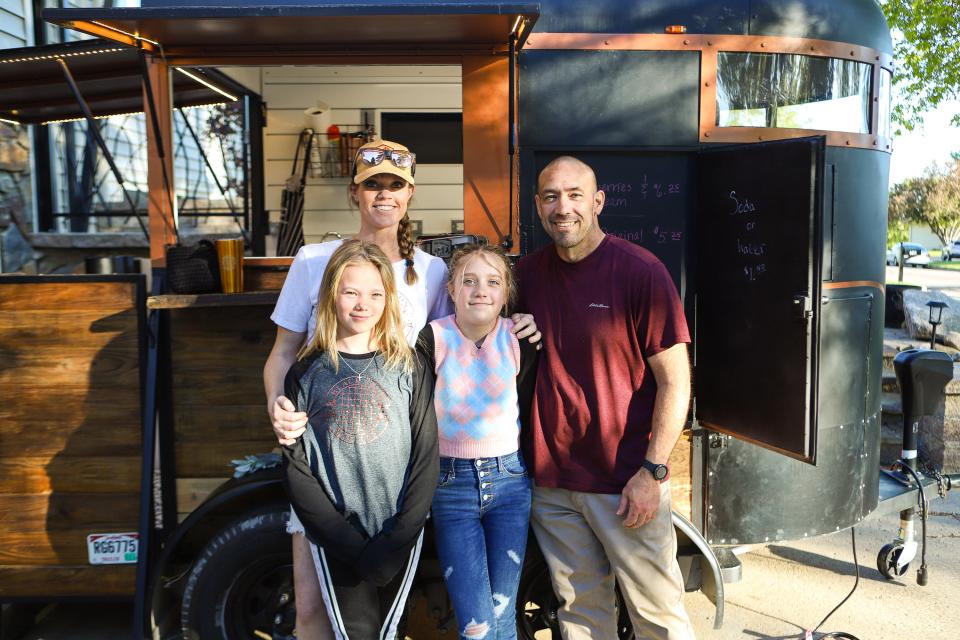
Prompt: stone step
<box><xmin>881</xmin><ymin>373</ymin><xmax>899</xmax><ymax>394</ymax></box>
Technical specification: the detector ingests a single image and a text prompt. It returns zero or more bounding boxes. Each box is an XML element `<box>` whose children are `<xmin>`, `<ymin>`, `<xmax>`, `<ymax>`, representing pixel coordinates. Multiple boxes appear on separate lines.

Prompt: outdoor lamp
<box><xmin>926</xmin><ymin>301</ymin><xmax>948</xmax><ymax>349</ymax></box>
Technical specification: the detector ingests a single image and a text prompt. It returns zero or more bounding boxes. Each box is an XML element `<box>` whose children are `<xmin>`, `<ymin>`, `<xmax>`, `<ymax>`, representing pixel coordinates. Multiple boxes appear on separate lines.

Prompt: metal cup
<box><xmin>216</xmin><ymin>238</ymin><xmax>244</xmax><ymax>293</ymax></box>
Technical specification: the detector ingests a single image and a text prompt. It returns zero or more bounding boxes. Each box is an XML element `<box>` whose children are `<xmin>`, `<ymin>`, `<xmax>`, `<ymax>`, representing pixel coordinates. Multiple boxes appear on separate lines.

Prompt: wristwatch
<box><xmin>641</xmin><ymin>459</ymin><xmax>669</xmax><ymax>482</ymax></box>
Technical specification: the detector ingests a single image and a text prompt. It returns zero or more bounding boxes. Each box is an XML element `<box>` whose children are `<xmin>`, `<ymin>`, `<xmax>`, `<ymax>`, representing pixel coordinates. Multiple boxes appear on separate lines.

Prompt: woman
<box><xmin>264</xmin><ymin>139</ymin><xmax>538</xmax><ymax>639</ymax></box>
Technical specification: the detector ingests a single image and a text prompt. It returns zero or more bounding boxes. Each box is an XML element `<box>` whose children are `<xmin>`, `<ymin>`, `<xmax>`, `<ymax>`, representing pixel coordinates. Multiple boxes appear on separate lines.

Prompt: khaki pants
<box><xmin>531</xmin><ymin>483</ymin><xmax>695</xmax><ymax>640</ymax></box>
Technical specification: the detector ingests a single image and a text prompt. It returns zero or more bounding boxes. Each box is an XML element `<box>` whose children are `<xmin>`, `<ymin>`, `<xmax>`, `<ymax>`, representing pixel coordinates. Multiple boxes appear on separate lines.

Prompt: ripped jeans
<box><xmin>431</xmin><ymin>451</ymin><xmax>532</xmax><ymax>640</ymax></box>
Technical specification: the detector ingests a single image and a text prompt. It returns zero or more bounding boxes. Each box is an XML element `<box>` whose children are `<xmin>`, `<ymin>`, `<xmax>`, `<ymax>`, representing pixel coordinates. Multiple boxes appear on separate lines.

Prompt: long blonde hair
<box><xmin>299</xmin><ymin>239</ymin><xmax>413</xmax><ymax>373</ymax></box>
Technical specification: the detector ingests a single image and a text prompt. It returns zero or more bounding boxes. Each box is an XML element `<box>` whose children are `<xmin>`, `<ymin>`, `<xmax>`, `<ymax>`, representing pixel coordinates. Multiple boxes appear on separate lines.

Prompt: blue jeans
<box><xmin>431</xmin><ymin>451</ymin><xmax>532</xmax><ymax>640</ymax></box>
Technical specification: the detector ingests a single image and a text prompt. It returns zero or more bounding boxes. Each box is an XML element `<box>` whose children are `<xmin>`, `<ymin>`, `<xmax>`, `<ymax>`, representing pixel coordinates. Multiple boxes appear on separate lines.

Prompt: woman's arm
<box><xmin>264</xmin><ymin>326</ymin><xmax>308</xmax><ymax>445</ymax></box>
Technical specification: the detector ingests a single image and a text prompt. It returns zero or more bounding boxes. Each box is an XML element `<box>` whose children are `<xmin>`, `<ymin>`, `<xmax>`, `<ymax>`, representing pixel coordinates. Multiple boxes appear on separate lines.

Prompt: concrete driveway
<box><xmin>5</xmin><ymin>490</ymin><xmax>957</xmax><ymax>640</ymax></box>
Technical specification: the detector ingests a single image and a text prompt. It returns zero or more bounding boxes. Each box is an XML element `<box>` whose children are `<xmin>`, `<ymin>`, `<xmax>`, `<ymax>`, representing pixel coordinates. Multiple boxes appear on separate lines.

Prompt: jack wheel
<box><xmin>877</xmin><ymin>543</ymin><xmax>909</xmax><ymax>580</ymax></box>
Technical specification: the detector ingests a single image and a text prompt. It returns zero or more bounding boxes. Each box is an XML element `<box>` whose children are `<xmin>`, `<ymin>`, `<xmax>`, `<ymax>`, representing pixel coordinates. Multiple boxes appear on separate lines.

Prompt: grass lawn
<box><xmin>927</xmin><ymin>261</ymin><xmax>960</xmax><ymax>271</ymax></box>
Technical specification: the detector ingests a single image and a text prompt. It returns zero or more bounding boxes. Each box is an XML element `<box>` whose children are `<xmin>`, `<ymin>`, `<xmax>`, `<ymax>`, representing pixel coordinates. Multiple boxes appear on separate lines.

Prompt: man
<box><xmin>516</xmin><ymin>156</ymin><xmax>695</xmax><ymax>639</ymax></box>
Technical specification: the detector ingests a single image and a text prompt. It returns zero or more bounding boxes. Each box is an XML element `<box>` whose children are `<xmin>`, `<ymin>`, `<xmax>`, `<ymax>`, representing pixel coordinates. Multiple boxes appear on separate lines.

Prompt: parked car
<box><xmin>943</xmin><ymin>240</ymin><xmax>960</xmax><ymax>260</ymax></box>
<box><xmin>886</xmin><ymin>242</ymin><xmax>931</xmax><ymax>267</ymax></box>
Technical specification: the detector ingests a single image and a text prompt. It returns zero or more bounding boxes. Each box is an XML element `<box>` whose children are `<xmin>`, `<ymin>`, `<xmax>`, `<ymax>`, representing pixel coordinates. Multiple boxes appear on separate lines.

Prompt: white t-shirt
<box><xmin>270</xmin><ymin>239</ymin><xmax>452</xmax><ymax>346</ymax></box>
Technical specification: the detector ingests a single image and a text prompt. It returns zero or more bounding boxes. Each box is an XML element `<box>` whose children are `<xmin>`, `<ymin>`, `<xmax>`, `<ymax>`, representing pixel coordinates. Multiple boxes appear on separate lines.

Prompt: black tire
<box><xmin>516</xmin><ymin>548</ymin><xmax>632</xmax><ymax>639</ymax></box>
<box><xmin>181</xmin><ymin>508</ymin><xmax>295</xmax><ymax>640</ymax></box>
<box><xmin>876</xmin><ymin>542</ymin><xmax>909</xmax><ymax>580</ymax></box>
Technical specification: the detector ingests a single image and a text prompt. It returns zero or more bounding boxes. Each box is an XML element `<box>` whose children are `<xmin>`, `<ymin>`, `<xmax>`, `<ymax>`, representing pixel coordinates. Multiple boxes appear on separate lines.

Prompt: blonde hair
<box><xmin>300</xmin><ymin>239</ymin><xmax>413</xmax><ymax>373</ymax></box>
<box><xmin>447</xmin><ymin>244</ymin><xmax>516</xmax><ymax>315</ymax></box>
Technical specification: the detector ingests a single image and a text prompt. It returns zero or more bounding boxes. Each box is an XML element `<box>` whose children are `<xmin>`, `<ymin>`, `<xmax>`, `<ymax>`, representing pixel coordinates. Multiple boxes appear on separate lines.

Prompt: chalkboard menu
<box><xmin>694</xmin><ymin>136</ymin><xmax>825</xmax><ymax>462</ymax></box>
<box><xmin>520</xmin><ymin>150</ymin><xmax>693</xmax><ymax>297</ymax></box>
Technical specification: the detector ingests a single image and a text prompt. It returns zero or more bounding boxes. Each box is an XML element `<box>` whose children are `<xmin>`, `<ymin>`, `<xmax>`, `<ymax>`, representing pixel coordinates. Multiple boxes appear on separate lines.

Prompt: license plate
<box><xmin>87</xmin><ymin>532</ymin><xmax>139</xmax><ymax>565</ymax></box>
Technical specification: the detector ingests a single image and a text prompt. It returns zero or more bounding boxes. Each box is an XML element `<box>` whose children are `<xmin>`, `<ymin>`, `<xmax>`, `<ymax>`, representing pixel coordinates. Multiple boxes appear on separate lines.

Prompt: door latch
<box><xmin>793</xmin><ymin>294</ymin><xmax>812</xmax><ymax>320</ymax></box>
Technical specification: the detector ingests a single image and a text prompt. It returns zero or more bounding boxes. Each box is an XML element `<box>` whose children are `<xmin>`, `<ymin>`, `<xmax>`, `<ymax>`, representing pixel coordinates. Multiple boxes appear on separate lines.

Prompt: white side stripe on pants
<box><xmin>310</xmin><ymin>530</ymin><xmax>424</xmax><ymax>640</ymax></box>
<box><xmin>311</xmin><ymin>544</ymin><xmax>349</xmax><ymax>640</ymax></box>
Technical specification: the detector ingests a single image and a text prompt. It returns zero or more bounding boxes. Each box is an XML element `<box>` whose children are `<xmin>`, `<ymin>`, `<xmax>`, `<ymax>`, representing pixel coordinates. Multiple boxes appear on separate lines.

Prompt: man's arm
<box><xmin>264</xmin><ymin>326</ymin><xmax>309</xmax><ymax>445</ymax></box>
<box><xmin>617</xmin><ymin>342</ymin><xmax>691</xmax><ymax>528</ymax></box>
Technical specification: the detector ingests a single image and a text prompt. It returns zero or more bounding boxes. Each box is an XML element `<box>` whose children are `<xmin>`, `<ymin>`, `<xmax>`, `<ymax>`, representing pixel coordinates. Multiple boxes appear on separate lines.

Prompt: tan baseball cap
<box><xmin>352</xmin><ymin>139</ymin><xmax>416</xmax><ymax>186</ymax></box>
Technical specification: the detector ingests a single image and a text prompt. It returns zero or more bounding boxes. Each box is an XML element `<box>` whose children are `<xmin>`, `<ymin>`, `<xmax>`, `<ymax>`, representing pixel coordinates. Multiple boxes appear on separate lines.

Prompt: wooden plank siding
<box><xmin>168</xmin><ymin>306</ymin><xmax>278</xmax><ymax>482</ymax></box>
<box><xmin>235</xmin><ymin>65</ymin><xmax>465</xmax><ymax>243</ymax></box>
<box><xmin>0</xmin><ymin>277</ymin><xmax>143</xmax><ymax>597</ymax></box>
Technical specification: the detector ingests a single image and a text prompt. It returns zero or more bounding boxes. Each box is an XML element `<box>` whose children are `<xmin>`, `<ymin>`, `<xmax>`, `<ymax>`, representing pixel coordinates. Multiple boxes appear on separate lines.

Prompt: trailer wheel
<box><xmin>181</xmin><ymin>508</ymin><xmax>294</xmax><ymax>640</ymax></box>
<box><xmin>876</xmin><ymin>542</ymin><xmax>909</xmax><ymax>580</ymax></box>
<box><xmin>516</xmin><ymin>550</ymin><xmax>632</xmax><ymax>639</ymax></box>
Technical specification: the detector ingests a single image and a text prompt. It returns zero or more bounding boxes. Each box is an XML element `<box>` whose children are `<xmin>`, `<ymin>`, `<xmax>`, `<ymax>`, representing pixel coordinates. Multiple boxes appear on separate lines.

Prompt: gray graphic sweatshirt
<box><xmin>282</xmin><ymin>350</ymin><xmax>439</xmax><ymax>586</ymax></box>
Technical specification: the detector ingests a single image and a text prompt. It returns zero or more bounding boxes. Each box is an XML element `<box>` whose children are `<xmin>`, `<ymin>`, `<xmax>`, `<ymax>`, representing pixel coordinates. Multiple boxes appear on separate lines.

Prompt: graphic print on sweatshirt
<box><xmin>322</xmin><ymin>376</ymin><xmax>392</xmax><ymax>445</ymax></box>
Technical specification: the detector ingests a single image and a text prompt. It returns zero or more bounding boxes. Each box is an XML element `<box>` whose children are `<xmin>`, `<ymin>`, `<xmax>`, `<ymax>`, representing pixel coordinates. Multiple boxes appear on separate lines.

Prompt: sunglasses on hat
<box><xmin>353</xmin><ymin>148</ymin><xmax>417</xmax><ymax>176</ymax></box>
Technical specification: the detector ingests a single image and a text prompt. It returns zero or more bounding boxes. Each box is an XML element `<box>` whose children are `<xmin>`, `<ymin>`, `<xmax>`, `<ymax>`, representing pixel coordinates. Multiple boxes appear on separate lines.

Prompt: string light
<box><xmin>174</xmin><ymin>68</ymin><xmax>238</xmax><ymax>102</ymax></box>
<box><xmin>0</xmin><ymin>47</ymin><xmax>124</xmax><ymax>64</ymax></box>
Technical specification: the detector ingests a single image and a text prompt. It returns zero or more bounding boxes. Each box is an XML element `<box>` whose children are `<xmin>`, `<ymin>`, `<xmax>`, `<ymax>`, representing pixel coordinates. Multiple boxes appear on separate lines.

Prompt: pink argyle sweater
<box><xmin>430</xmin><ymin>315</ymin><xmax>521</xmax><ymax>459</ymax></box>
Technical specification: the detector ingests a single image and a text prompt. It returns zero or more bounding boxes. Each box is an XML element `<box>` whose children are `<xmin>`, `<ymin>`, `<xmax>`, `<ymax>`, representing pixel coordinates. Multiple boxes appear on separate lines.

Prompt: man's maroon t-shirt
<box><xmin>515</xmin><ymin>235</ymin><xmax>691</xmax><ymax>494</ymax></box>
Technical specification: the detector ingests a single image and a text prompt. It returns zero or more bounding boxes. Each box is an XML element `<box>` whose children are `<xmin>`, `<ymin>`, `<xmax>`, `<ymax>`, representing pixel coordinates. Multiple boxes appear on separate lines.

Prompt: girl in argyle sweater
<box><xmin>416</xmin><ymin>245</ymin><xmax>538</xmax><ymax>640</ymax></box>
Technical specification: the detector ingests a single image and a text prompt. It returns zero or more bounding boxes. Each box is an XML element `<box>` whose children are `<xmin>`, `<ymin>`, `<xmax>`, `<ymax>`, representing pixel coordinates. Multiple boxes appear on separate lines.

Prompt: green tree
<box><xmin>889</xmin><ymin>161</ymin><xmax>960</xmax><ymax>247</ymax></box>
<box><xmin>882</xmin><ymin>1</ymin><xmax>960</xmax><ymax>130</ymax></box>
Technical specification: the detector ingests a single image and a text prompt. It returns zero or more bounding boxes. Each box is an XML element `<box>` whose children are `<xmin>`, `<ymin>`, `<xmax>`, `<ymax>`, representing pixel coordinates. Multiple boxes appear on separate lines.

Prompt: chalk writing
<box><xmin>736</xmin><ymin>239</ymin><xmax>766</xmax><ymax>256</ymax></box>
<box><xmin>729</xmin><ymin>191</ymin><xmax>756</xmax><ymax>215</ymax></box>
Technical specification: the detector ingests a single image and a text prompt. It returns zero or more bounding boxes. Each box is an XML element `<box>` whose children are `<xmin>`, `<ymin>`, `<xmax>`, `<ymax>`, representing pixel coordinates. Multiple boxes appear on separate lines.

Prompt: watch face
<box><xmin>653</xmin><ymin>465</ymin><xmax>668</xmax><ymax>481</ymax></box>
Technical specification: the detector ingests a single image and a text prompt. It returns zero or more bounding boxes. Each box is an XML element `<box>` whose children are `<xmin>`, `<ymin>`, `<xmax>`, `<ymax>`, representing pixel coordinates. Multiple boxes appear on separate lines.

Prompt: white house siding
<box><xmin>249</xmin><ymin>65</ymin><xmax>464</xmax><ymax>245</ymax></box>
<box><xmin>0</xmin><ymin>0</ymin><xmax>27</xmax><ymax>49</ymax></box>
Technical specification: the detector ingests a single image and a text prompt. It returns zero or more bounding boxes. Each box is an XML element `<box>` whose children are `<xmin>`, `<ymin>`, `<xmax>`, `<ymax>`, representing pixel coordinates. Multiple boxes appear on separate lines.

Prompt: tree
<box><xmin>882</xmin><ymin>1</ymin><xmax>960</xmax><ymax>131</ymax></box>
<box><xmin>889</xmin><ymin>160</ymin><xmax>960</xmax><ymax>247</ymax></box>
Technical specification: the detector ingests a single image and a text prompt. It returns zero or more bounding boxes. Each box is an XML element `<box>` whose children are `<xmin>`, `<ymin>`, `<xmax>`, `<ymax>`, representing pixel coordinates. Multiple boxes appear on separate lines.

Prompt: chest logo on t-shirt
<box><xmin>322</xmin><ymin>377</ymin><xmax>392</xmax><ymax>445</ymax></box>
<box><xmin>588</xmin><ymin>302</ymin><xmax>611</xmax><ymax>309</ymax></box>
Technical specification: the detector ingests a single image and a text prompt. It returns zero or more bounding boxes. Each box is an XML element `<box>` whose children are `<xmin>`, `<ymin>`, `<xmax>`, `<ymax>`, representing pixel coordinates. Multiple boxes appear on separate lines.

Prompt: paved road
<box><xmin>887</xmin><ymin>265</ymin><xmax>960</xmax><ymax>297</ymax></box>
<box><xmin>6</xmin><ymin>490</ymin><xmax>957</xmax><ymax>640</ymax></box>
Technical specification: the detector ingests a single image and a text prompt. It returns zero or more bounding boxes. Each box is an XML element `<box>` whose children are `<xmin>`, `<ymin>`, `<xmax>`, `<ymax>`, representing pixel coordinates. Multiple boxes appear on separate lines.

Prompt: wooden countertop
<box><xmin>147</xmin><ymin>290</ymin><xmax>280</xmax><ymax>309</ymax></box>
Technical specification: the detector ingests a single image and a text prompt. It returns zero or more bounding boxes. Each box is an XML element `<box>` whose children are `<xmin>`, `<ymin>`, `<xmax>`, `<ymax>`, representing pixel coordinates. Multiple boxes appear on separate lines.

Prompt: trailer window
<box><xmin>716</xmin><ymin>52</ymin><xmax>872</xmax><ymax>134</ymax></box>
<box><xmin>877</xmin><ymin>68</ymin><xmax>892</xmax><ymax>139</ymax></box>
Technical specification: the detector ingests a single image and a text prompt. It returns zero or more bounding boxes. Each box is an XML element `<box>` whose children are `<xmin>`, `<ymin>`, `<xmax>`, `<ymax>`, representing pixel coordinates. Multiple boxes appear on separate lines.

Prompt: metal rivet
<box><xmin>760</xmin><ymin>42</ymin><xmax>765</xmax><ymax>48</ymax></box>
<box><xmin>704</xmin><ymin>131</ymin><xmax>710</xmax><ymax>138</ymax></box>
<box><xmin>683</xmin><ymin>39</ymin><xmax>689</xmax><ymax>45</ymax></box>
<box><xmin>704</xmin><ymin>81</ymin><xmax>710</xmax><ymax>87</ymax></box>
<box><xmin>604</xmin><ymin>40</ymin><xmax>610</xmax><ymax>45</ymax></box>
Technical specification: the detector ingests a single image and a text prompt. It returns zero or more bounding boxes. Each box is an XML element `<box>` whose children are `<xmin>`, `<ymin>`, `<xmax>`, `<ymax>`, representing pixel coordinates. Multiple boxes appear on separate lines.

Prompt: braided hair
<box><xmin>397</xmin><ymin>213</ymin><xmax>418</xmax><ymax>285</ymax></box>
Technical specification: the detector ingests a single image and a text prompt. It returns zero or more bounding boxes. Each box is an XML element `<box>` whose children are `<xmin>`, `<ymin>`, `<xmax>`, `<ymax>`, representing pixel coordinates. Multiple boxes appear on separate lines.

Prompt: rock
<box><xmin>945</xmin><ymin>332</ymin><xmax>960</xmax><ymax>352</ymax></box>
<box><xmin>0</xmin><ymin>223</ymin><xmax>34</xmax><ymax>272</ymax></box>
<box><xmin>903</xmin><ymin>289</ymin><xmax>960</xmax><ymax>340</ymax></box>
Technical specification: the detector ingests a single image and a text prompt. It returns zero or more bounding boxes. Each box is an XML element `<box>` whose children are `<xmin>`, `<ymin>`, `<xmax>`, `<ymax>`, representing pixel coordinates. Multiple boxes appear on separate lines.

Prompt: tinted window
<box><xmin>380</xmin><ymin>113</ymin><xmax>462</xmax><ymax>164</ymax></box>
<box><xmin>717</xmin><ymin>52</ymin><xmax>872</xmax><ymax>134</ymax></box>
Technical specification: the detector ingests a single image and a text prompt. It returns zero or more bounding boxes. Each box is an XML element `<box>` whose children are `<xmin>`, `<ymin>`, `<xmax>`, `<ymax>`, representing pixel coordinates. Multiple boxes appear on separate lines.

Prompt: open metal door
<box><xmin>694</xmin><ymin>136</ymin><xmax>825</xmax><ymax>463</ymax></box>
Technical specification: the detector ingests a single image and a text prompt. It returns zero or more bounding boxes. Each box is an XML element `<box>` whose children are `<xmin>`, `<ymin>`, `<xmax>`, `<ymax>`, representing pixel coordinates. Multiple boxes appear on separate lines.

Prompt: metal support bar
<box><xmin>175</xmin><ymin>107</ymin><xmax>249</xmax><ymax>243</ymax></box>
<box><xmin>56</xmin><ymin>58</ymin><xmax>149</xmax><ymax>239</ymax></box>
<box><xmin>133</xmin><ymin>270</ymin><xmax>162</xmax><ymax>639</ymax></box>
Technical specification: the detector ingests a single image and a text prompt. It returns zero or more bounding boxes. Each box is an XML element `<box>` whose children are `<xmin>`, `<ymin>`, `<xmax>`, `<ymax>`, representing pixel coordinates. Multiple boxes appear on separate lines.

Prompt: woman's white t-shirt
<box><xmin>270</xmin><ymin>239</ymin><xmax>452</xmax><ymax>346</ymax></box>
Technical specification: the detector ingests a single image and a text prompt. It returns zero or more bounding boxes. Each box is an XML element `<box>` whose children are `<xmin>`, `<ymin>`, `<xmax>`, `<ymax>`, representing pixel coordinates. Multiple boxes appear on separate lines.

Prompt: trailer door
<box><xmin>694</xmin><ymin>136</ymin><xmax>825</xmax><ymax>463</ymax></box>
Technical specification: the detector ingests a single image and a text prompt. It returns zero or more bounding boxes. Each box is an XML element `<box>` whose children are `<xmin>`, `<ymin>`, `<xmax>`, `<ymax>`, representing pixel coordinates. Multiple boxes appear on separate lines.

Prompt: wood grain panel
<box><xmin>0</xmin><ymin>346</ymin><xmax>142</xmax><ymax>388</ymax></box>
<box><xmin>177</xmin><ymin>478</ymin><xmax>229</xmax><ymax>513</ymax></box>
<box><xmin>0</xmin><ymin>457</ymin><xmax>140</xmax><ymax>494</ymax></box>
<box><xmin>173</xmin><ymin>405</ymin><xmax>270</xmax><ymax>442</ymax></box>
<box><xmin>0</xmin><ymin>421</ymin><xmax>141</xmax><ymax>458</ymax></box>
<box><xmin>0</xmin><ymin>565</ymin><xmax>135</xmax><ymax>597</ymax></box>
<box><xmin>0</xmin><ymin>282</ymin><xmax>138</xmax><ymax>310</ymax></box>
<box><xmin>668</xmin><ymin>432</ymin><xmax>693</xmax><ymax>521</ymax></box>
<box><xmin>0</xmin><ymin>494</ymin><xmax>139</xmax><ymax>532</ymax></box>
<box><xmin>175</xmin><ymin>441</ymin><xmax>277</xmax><ymax>478</ymax></box>
<box><xmin>0</xmin><ymin>310</ymin><xmax>140</xmax><ymax>350</ymax></box>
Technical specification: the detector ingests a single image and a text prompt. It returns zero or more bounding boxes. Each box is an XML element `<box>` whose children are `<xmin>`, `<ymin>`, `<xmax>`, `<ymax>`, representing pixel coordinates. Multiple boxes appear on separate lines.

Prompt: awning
<box><xmin>0</xmin><ymin>38</ymin><xmax>251</xmax><ymax>125</ymax></box>
<box><xmin>42</xmin><ymin>3</ymin><xmax>539</xmax><ymax>61</ymax></box>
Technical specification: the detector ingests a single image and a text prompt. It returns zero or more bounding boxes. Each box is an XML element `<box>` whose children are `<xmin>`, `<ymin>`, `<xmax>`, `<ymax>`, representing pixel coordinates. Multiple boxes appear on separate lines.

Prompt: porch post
<box><xmin>462</xmin><ymin>55</ymin><xmax>513</xmax><ymax>251</ymax></box>
<box><xmin>143</xmin><ymin>56</ymin><xmax>177</xmax><ymax>265</ymax></box>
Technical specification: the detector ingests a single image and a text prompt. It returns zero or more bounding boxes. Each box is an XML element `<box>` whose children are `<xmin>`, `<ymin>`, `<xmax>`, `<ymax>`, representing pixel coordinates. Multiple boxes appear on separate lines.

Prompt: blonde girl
<box><xmin>282</xmin><ymin>239</ymin><xmax>438</xmax><ymax>640</ymax></box>
<box><xmin>264</xmin><ymin>140</ymin><xmax>539</xmax><ymax>639</ymax></box>
<box><xmin>415</xmin><ymin>244</ymin><xmax>539</xmax><ymax>640</ymax></box>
